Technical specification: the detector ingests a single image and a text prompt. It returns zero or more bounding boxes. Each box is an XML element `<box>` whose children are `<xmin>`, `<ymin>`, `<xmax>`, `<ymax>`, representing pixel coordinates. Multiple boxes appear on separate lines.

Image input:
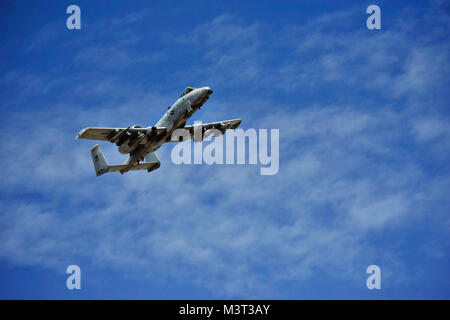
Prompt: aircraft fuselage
<box><xmin>122</xmin><ymin>86</ymin><xmax>213</xmax><ymax>172</ymax></box>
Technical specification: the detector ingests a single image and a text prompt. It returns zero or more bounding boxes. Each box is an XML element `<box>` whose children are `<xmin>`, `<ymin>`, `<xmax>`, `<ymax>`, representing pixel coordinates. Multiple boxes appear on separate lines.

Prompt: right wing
<box><xmin>170</xmin><ymin>118</ymin><xmax>242</xmax><ymax>142</ymax></box>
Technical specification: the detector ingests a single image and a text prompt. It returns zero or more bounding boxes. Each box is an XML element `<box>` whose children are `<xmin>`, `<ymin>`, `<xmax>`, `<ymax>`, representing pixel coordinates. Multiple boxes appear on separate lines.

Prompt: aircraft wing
<box><xmin>172</xmin><ymin>118</ymin><xmax>242</xmax><ymax>142</ymax></box>
<box><xmin>76</xmin><ymin>127</ymin><xmax>167</xmax><ymax>142</ymax></box>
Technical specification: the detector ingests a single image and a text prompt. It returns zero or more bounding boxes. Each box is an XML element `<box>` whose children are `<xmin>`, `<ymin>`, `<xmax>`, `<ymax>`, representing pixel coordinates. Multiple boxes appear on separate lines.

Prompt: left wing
<box><xmin>170</xmin><ymin>118</ymin><xmax>242</xmax><ymax>142</ymax></box>
<box><xmin>77</xmin><ymin>127</ymin><xmax>123</xmax><ymax>141</ymax></box>
<box><xmin>76</xmin><ymin>127</ymin><xmax>167</xmax><ymax>142</ymax></box>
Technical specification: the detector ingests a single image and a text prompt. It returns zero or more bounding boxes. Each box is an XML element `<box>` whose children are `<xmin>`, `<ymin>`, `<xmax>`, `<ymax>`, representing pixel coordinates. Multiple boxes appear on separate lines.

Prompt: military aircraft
<box><xmin>76</xmin><ymin>86</ymin><xmax>241</xmax><ymax>176</ymax></box>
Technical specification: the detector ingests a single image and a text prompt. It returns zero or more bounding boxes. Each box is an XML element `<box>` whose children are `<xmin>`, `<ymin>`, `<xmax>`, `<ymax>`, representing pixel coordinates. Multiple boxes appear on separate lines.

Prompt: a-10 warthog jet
<box><xmin>76</xmin><ymin>86</ymin><xmax>241</xmax><ymax>176</ymax></box>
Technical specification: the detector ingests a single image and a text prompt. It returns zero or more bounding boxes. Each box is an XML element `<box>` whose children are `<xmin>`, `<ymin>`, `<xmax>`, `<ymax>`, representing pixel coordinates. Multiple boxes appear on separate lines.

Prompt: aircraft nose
<box><xmin>204</xmin><ymin>87</ymin><xmax>213</xmax><ymax>94</ymax></box>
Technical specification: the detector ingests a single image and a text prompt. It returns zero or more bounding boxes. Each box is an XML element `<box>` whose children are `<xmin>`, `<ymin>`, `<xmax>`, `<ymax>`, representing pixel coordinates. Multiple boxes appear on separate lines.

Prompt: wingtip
<box><xmin>76</xmin><ymin>128</ymin><xmax>87</xmax><ymax>140</ymax></box>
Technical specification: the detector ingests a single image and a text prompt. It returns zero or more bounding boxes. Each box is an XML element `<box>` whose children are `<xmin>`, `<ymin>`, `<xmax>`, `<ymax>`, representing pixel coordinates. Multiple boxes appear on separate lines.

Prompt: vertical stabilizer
<box><xmin>90</xmin><ymin>145</ymin><xmax>109</xmax><ymax>176</ymax></box>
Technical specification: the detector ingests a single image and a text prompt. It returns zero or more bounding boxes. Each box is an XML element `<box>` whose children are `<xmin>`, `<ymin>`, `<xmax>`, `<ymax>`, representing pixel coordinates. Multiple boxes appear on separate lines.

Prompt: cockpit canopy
<box><xmin>180</xmin><ymin>87</ymin><xmax>196</xmax><ymax>98</ymax></box>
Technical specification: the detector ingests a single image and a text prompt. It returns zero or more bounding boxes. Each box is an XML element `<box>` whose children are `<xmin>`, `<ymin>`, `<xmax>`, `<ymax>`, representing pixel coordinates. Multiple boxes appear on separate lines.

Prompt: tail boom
<box><xmin>90</xmin><ymin>145</ymin><xmax>160</xmax><ymax>176</ymax></box>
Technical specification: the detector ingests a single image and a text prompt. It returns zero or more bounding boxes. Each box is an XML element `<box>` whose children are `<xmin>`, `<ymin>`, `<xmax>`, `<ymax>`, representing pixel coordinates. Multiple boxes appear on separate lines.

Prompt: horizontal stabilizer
<box><xmin>90</xmin><ymin>145</ymin><xmax>160</xmax><ymax>176</ymax></box>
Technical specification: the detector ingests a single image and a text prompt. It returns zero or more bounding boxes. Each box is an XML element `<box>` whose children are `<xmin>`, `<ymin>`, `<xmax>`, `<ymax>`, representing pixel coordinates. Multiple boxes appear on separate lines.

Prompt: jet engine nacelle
<box><xmin>116</xmin><ymin>131</ymin><xmax>132</xmax><ymax>146</ymax></box>
<box><xmin>118</xmin><ymin>142</ymin><xmax>132</xmax><ymax>154</ymax></box>
<box><xmin>118</xmin><ymin>133</ymin><xmax>145</xmax><ymax>154</ymax></box>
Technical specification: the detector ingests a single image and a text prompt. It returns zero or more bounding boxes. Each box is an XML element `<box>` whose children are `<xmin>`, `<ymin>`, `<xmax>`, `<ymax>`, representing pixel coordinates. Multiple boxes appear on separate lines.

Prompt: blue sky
<box><xmin>0</xmin><ymin>0</ymin><xmax>449</xmax><ymax>299</ymax></box>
